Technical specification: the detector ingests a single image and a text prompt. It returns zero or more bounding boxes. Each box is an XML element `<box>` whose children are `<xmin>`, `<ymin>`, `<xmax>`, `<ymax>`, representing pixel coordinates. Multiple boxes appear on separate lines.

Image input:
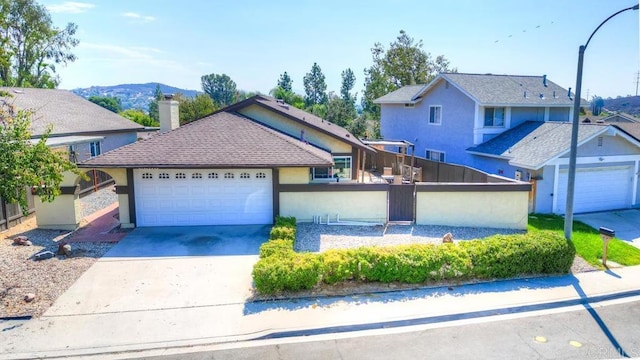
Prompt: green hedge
<box><xmin>252</xmin><ymin>219</ymin><xmax>576</xmax><ymax>295</ymax></box>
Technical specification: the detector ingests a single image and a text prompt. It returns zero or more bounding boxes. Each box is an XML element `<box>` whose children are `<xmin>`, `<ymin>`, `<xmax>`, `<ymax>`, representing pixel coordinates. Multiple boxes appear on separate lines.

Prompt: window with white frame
<box><xmin>429</xmin><ymin>106</ymin><xmax>442</xmax><ymax>125</ymax></box>
<box><xmin>312</xmin><ymin>156</ymin><xmax>352</xmax><ymax>180</ymax></box>
<box><xmin>484</xmin><ymin>107</ymin><xmax>505</xmax><ymax>127</ymax></box>
<box><xmin>425</xmin><ymin>149</ymin><xmax>445</xmax><ymax>162</ymax></box>
<box><xmin>90</xmin><ymin>141</ymin><xmax>101</xmax><ymax>157</ymax></box>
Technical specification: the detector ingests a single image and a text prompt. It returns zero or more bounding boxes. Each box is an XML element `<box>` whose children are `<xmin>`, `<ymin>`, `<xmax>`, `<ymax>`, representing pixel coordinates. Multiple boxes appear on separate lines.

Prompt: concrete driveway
<box><xmin>575</xmin><ymin>209</ymin><xmax>640</xmax><ymax>248</ymax></box>
<box><xmin>44</xmin><ymin>225</ymin><xmax>269</xmax><ymax>316</ymax></box>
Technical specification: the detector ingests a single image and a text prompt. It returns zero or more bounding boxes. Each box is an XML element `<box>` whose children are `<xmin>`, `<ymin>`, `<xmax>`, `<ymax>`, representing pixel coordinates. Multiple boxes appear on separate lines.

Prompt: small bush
<box><xmin>461</xmin><ymin>230</ymin><xmax>575</xmax><ymax>278</ymax></box>
<box><xmin>270</xmin><ymin>226</ymin><xmax>296</xmax><ymax>242</ymax></box>
<box><xmin>253</xmin><ymin>252</ymin><xmax>321</xmax><ymax>294</ymax></box>
<box><xmin>275</xmin><ymin>216</ymin><xmax>296</xmax><ymax>229</ymax></box>
<box><xmin>259</xmin><ymin>238</ymin><xmax>294</xmax><ymax>258</ymax></box>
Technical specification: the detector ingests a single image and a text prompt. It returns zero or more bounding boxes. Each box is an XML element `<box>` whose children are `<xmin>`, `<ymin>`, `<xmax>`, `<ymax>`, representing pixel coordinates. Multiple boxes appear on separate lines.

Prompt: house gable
<box><xmin>236</xmin><ymin>103</ymin><xmax>352</xmax><ymax>153</ymax></box>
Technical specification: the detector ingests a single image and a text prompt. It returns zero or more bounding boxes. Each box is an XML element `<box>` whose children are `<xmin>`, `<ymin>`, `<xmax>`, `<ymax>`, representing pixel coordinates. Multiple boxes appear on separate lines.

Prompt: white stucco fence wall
<box><xmin>415</xmin><ymin>183</ymin><xmax>530</xmax><ymax>230</ymax></box>
<box><xmin>279</xmin><ymin>190</ymin><xmax>388</xmax><ymax>223</ymax></box>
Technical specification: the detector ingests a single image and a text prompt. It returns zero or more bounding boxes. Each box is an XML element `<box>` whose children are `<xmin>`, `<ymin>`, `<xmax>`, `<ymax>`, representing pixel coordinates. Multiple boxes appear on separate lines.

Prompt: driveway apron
<box><xmin>575</xmin><ymin>209</ymin><xmax>640</xmax><ymax>248</ymax></box>
<box><xmin>44</xmin><ymin>225</ymin><xmax>269</xmax><ymax>316</ymax></box>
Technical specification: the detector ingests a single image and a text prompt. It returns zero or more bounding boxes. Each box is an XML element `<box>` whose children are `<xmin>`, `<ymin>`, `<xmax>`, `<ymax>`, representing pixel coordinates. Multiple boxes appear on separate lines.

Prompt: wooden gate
<box><xmin>388</xmin><ymin>184</ymin><xmax>415</xmax><ymax>222</ymax></box>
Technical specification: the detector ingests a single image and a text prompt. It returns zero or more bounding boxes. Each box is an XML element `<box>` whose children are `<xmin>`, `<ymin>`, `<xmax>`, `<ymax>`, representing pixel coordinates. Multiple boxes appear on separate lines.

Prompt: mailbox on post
<box><xmin>599</xmin><ymin>227</ymin><xmax>615</xmax><ymax>267</ymax></box>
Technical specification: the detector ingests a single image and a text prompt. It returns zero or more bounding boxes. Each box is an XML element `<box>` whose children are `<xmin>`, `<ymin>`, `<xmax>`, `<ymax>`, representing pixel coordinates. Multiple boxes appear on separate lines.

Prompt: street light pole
<box><xmin>564</xmin><ymin>4</ymin><xmax>640</xmax><ymax>240</ymax></box>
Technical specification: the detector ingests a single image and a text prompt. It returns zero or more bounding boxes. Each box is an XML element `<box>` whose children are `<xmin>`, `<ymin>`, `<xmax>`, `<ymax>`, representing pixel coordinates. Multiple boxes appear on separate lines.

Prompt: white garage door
<box><xmin>556</xmin><ymin>165</ymin><xmax>633</xmax><ymax>214</ymax></box>
<box><xmin>133</xmin><ymin>169</ymin><xmax>273</xmax><ymax>226</ymax></box>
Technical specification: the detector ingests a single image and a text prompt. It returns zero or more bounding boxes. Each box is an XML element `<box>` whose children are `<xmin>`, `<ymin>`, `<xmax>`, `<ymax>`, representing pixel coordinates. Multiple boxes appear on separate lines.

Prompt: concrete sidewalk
<box><xmin>1</xmin><ymin>265</ymin><xmax>640</xmax><ymax>359</ymax></box>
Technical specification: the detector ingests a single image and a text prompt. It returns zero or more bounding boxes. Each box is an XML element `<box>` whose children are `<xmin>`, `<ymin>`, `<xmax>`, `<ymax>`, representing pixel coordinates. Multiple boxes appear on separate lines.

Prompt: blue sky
<box><xmin>44</xmin><ymin>0</ymin><xmax>639</xmax><ymax>100</ymax></box>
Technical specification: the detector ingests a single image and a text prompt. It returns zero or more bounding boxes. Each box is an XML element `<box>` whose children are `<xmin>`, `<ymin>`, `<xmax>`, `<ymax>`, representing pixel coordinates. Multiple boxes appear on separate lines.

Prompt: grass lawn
<box><xmin>528</xmin><ymin>214</ymin><xmax>640</xmax><ymax>268</ymax></box>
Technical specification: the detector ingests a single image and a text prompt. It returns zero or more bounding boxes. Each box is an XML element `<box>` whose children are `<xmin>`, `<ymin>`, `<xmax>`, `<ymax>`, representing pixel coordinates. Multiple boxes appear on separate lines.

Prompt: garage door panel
<box><xmin>134</xmin><ymin>169</ymin><xmax>273</xmax><ymax>227</ymax></box>
<box><xmin>556</xmin><ymin>166</ymin><xmax>632</xmax><ymax>214</ymax></box>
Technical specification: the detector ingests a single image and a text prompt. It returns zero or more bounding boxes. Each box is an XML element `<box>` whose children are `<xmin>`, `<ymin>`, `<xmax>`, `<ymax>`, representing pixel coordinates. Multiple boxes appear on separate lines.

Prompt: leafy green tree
<box><xmin>235</xmin><ymin>89</ymin><xmax>262</xmax><ymax>102</ymax></box>
<box><xmin>340</xmin><ymin>68</ymin><xmax>356</xmax><ymax>103</ymax></box>
<box><xmin>148</xmin><ymin>84</ymin><xmax>163</xmax><ymax>122</ymax></box>
<box><xmin>0</xmin><ymin>95</ymin><xmax>82</xmax><ymax>213</ymax></box>
<box><xmin>325</xmin><ymin>94</ymin><xmax>352</xmax><ymax>128</ymax></box>
<box><xmin>362</xmin><ymin>30</ymin><xmax>456</xmax><ymax>129</ymax></box>
<box><xmin>269</xmin><ymin>86</ymin><xmax>305</xmax><ymax>109</ymax></box>
<box><xmin>173</xmin><ymin>93</ymin><xmax>217</xmax><ymax>125</ymax></box>
<box><xmin>119</xmin><ymin>109</ymin><xmax>157</xmax><ymax>127</ymax></box>
<box><xmin>277</xmin><ymin>71</ymin><xmax>293</xmax><ymax>92</ymax></box>
<box><xmin>201</xmin><ymin>73</ymin><xmax>237</xmax><ymax>107</ymax></box>
<box><xmin>303</xmin><ymin>62</ymin><xmax>327</xmax><ymax>107</ymax></box>
<box><xmin>88</xmin><ymin>95</ymin><xmax>122</xmax><ymax>113</ymax></box>
<box><xmin>0</xmin><ymin>0</ymin><xmax>79</xmax><ymax>88</ymax></box>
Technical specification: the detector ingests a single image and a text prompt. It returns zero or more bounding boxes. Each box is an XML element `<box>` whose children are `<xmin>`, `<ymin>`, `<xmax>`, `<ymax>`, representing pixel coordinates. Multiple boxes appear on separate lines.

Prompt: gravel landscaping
<box><xmin>295</xmin><ymin>223</ymin><xmax>597</xmax><ymax>274</ymax></box>
<box><xmin>1</xmin><ymin>187</ymin><xmax>118</xmax><ymax>319</ymax></box>
<box><xmin>295</xmin><ymin>223</ymin><xmax>525</xmax><ymax>252</ymax></box>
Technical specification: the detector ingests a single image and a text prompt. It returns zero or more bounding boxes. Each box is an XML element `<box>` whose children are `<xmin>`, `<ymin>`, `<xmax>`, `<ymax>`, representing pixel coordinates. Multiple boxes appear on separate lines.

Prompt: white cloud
<box><xmin>122</xmin><ymin>12</ymin><xmax>156</xmax><ymax>23</ymax></box>
<box><xmin>47</xmin><ymin>1</ymin><xmax>95</xmax><ymax>14</ymax></box>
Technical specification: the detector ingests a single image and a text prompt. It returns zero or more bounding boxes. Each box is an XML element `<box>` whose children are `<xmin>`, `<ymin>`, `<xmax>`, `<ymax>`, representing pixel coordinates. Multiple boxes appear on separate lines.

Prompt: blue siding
<box><xmin>380</xmin><ymin>80</ymin><xmax>476</xmax><ymax>166</ymax></box>
<box><xmin>511</xmin><ymin>107</ymin><xmax>544</xmax><ymax>127</ymax></box>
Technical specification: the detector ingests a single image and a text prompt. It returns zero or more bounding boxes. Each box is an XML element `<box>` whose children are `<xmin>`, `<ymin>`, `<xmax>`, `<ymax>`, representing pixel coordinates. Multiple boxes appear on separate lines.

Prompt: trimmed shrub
<box><xmin>275</xmin><ymin>216</ymin><xmax>296</xmax><ymax>229</ymax></box>
<box><xmin>253</xmin><ymin>219</ymin><xmax>575</xmax><ymax>295</ymax></box>
<box><xmin>259</xmin><ymin>238</ymin><xmax>294</xmax><ymax>258</ymax></box>
<box><xmin>253</xmin><ymin>252</ymin><xmax>321</xmax><ymax>294</ymax></box>
<box><xmin>460</xmin><ymin>230</ymin><xmax>575</xmax><ymax>278</ymax></box>
<box><xmin>270</xmin><ymin>226</ymin><xmax>296</xmax><ymax>242</ymax></box>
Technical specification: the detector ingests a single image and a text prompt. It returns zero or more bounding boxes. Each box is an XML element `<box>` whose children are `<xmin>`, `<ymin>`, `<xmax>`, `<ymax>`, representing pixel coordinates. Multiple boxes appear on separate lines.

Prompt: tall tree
<box><xmin>269</xmin><ymin>86</ymin><xmax>305</xmax><ymax>109</ymax></box>
<box><xmin>201</xmin><ymin>73</ymin><xmax>237</xmax><ymax>107</ymax></box>
<box><xmin>0</xmin><ymin>93</ymin><xmax>82</xmax><ymax>213</ymax></box>
<box><xmin>277</xmin><ymin>71</ymin><xmax>293</xmax><ymax>92</ymax></box>
<box><xmin>148</xmin><ymin>84</ymin><xmax>163</xmax><ymax>122</ymax></box>
<box><xmin>303</xmin><ymin>62</ymin><xmax>327</xmax><ymax>107</ymax></box>
<box><xmin>362</xmin><ymin>30</ymin><xmax>456</xmax><ymax>129</ymax></box>
<box><xmin>0</xmin><ymin>0</ymin><xmax>79</xmax><ymax>88</ymax></box>
<box><xmin>174</xmin><ymin>93</ymin><xmax>217</xmax><ymax>125</ymax></box>
<box><xmin>340</xmin><ymin>68</ymin><xmax>356</xmax><ymax>103</ymax></box>
<box><xmin>591</xmin><ymin>95</ymin><xmax>604</xmax><ymax>116</ymax></box>
<box><xmin>88</xmin><ymin>95</ymin><xmax>122</xmax><ymax>113</ymax></box>
<box><xmin>120</xmin><ymin>109</ymin><xmax>157</xmax><ymax>127</ymax></box>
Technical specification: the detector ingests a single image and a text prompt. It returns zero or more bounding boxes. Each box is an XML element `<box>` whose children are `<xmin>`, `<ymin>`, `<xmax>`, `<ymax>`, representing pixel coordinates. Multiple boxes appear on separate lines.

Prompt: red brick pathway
<box><xmin>67</xmin><ymin>203</ymin><xmax>128</xmax><ymax>243</ymax></box>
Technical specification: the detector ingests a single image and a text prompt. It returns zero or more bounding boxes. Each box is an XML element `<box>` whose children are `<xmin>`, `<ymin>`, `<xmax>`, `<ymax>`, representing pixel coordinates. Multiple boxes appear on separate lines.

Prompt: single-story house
<box><xmin>0</xmin><ymin>87</ymin><xmax>143</xmax><ymax>230</ymax></box>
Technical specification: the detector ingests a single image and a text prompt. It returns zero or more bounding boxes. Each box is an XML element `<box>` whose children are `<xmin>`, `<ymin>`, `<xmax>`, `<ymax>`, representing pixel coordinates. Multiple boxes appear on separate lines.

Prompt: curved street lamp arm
<box><xmin>584</xmin><ymin>4</ymin><xmax>639</xmax><ymax>50</ymax></box>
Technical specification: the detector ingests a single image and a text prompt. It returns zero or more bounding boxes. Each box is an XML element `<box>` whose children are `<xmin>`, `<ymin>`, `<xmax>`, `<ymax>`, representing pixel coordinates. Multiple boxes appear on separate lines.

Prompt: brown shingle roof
<box><xmin>228</xmin><ymin>95</ymin><xmax>374</xmax><ymax>152</ymax></box>
<box><xmin>0</xmin><ymin>87</ymin><xmax>143</xmax><ymax>136</ymax></box>
<box><xmin>79</xmin><ymin>111</ymin><xmax>334</xmax><ymax>168</ymax></box>
<box><xmin>614</xmin><ymin>123</ymin><xmax>640</xmax><ymax>142</ymax></box>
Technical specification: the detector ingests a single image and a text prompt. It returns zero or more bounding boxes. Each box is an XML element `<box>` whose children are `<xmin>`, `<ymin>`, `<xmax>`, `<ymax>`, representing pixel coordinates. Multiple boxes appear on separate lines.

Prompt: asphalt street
<box><xmin>149</xmin><ymin>296</ymin><xmax>640</xmax><ymax>360</ymax></box>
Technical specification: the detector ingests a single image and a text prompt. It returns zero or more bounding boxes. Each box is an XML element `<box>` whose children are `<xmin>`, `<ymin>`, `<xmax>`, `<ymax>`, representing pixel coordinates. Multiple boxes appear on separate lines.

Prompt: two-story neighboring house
<box><xmin>376</xmin><ymin>73</ymin><xmax>640</xmax><ymax>214</ymax></box>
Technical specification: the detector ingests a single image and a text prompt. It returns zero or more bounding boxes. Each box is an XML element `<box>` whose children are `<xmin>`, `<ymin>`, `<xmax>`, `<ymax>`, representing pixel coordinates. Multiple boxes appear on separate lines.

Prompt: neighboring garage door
<box><xmin>556</xmin><ymin>165</ymin><xmax>633</xmax><ymax>214</ymax></box>
<box><xmin>133</xmin><ymin>169</ymin><xmax>273</xmax><ymax>226</ymax></box>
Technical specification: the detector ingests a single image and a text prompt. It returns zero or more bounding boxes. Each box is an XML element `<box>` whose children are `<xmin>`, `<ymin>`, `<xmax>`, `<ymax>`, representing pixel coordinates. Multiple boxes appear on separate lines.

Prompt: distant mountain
<box><xmin>603</xmin><ymin>95</ymin><xmax>640</xmax><ymax>116</ymax></box>
<box><xmin>71</xmin><ymin>83</ymin><xmax>200</xmax><ymax>111</ymax></box>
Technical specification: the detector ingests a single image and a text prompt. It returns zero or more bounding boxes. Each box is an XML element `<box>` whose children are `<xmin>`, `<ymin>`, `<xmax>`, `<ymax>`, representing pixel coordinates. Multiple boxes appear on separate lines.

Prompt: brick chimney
<box><xmin>159</xmin><ymin>94</ymin><xmax>179</xmax><ymax>133</ymax></box>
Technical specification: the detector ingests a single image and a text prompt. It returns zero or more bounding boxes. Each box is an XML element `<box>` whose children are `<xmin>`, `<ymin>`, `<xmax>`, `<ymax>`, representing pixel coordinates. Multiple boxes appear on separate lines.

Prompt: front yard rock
<box><xmin>442</xmin><ymin>232</ymin><xmax>454</xmax><ymax>243</ymax></box>
<box><xmin>12</xmin><ymin>236</ymin><xmax>30</xmax><ymax>246</ymax></box>
<box><xmin>34</xmin><ymin>251</ymin><xmax>55</xmax><ymax>261</ymax></box>
<box><xmin>24</xmin><ymin>293</ymin><xmax>35</xmax><ymax>302</ymax></box>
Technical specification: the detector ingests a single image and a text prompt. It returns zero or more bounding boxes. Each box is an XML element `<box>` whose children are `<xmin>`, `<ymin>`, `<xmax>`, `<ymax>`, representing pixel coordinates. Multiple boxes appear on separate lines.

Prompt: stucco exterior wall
<box><xmin>238</xmin><ymin>105</ymin><xmax>352</xmax><ymax>153</ymax></box>
<box><xmin>279</xmin><ymin>167</ymin><xmax>310</xmax><ymax>184</ymax></box>
<box><xmin>560</xmin><ymin>133</ymin><xmax>640</xmax><ymax>158</ymax></box>
<box><xmin>72</xmin><ymin>132</ymin><xmax>138</xmax><ymax>163</ymax></box>
<box><xmin>534</xmin><ymin>166</ymin><xmax>556</xmax><ymax>214</ymax></box>
<box><xmin>35</xmin><ymin>195</ymin><xmax>80</xmax><ymax>230</ymax></box>
<box><xmin>416</xmin><ymin>191</ymin><xmax>528</xmax><ymax>229</ymax></box>
<box><xmin>279</xmin><ymin>191</ymin><xmax>387</xmax><ymax>223</ymax></box>
<box><xmin>380</xmin><ymin>81</ymin><xmax>476</xmax><ymax>166</ymax></box>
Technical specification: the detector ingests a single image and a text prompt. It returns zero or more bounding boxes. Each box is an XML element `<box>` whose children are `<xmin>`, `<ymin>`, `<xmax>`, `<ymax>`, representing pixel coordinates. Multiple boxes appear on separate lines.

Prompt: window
<box><xmin>141</xmin><ymin>173</ymin><xmax>153</xmax><ymax>179</ymax></box>
<box><xmin>484</xmin><ymin>107</ymin><xmax>505</xmax><ymax>127</ymax></box>
<box><xmin>158</xmin><ymin>172</ymin><xmax>170</xmax><ymax>179</ymax></box>
<box><xmin>429</xmin><ymin>106</ymin><xmax>442</xmax><ymax>125</ymax></box>
<box><xmin>312</xmin><ymin>156</ymin><xmax>352</xmax><ymax>180</ymax></box>
<box><xmin>425</xmin><ymin>150</ymin><xmax>445</xmax><ymax>162</ymax></box>
<box><xmin>208</xmin><ymin>172</ymin><xmax>218</xmax><ymax>179</ymax></box>
<box><xmin>90</xmin><ymin>141</ymin><xmax>101</xmax><ymax>157</ymax></box>
<box><xmin>224</xmin><ymin>172</ymin><xmax>234</xmax><ymax>179</ymax></box>
<box><xmin>240</xmin><ymin>172</ymin><xmax>250</xmax><ymax>179</ymax></box>
<box><xmin>175</xmin><ymin>172</ymin><xmax>186</xmax><ymax>179</ymax></box>
<box><xmin>256</xmin><ymin>172</ymin><xmax>267</xmax><ymax>179</ymax></box>
<box><xmin>192</xmin><ymin>173</ymin><xmax>202</xmax><ymax>179</ymax></box>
